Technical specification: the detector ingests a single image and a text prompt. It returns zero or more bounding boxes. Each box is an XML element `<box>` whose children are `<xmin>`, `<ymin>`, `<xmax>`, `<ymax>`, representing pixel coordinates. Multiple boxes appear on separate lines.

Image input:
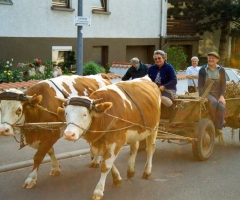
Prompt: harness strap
<box><xmin>117</xmin><ymin>84</ymin><xmax>146</xmax><ymax>127</ymax></box>
<box><xmin>49</xmin><ymin>79</ymin><xmax>69</xmax><ymax>98</ymax></box>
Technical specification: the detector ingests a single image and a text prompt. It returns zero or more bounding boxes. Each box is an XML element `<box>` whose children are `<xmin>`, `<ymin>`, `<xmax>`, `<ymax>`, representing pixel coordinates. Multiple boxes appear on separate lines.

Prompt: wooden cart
<box><xmin>156</xmin><ymin>97</ymin><xmax>240</xmax><ymax>161</ymax></box>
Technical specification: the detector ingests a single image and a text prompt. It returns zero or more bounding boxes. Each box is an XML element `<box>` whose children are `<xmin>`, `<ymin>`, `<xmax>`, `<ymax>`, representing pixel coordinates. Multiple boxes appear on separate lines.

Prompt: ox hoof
<box><xmin>92</xmin><ymin>195</ymin><xmax>103</xmax><ymax>200</ymax></box>
<box><xmin>22</xmin><ymin>182</ymin><xmax>36</xmax><ymax>189</ymax></box>
<box><xmin>127</xmin><ymin>170</ymin><xmax>135</xmax><ymax>178</ymax></box>
<box><xmin>142</xmin><ymin>172</ymin><xmax>151</xmax><ymax>180</ymax></box>
<box><xmin>89</xmin><ymin>163</ymin><xmax>100</xmax><ymax>168</ymax></box>
<box><xmin>113</xmin><ymin>179</ymin><xmax>122</xmax><ymax>187</ymax></box>
<box><xmin>49</xmin><ymin>169</ymin><xmax>61</xmax><ymax>176</ymax></box>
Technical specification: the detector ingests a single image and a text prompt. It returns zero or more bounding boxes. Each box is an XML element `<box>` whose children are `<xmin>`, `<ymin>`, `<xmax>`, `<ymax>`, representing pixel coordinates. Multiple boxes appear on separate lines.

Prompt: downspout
<box><xmin>160</xmin><ymin>0</ymin><xmax>168</xmax><ymax>50</ymax></box>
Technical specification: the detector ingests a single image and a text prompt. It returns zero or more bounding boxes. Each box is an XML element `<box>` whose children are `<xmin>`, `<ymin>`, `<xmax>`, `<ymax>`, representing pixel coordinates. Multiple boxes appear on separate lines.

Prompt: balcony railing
<box><xmin>167</xmin><ymin>19</ymin><xmax>197</xmax><ymax>36</ymax></box>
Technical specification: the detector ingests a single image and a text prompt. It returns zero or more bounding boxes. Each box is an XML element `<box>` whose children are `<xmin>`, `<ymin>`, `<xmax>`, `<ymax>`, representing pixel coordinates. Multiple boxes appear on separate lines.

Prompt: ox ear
<box><xmin>100</xmin><ymin>73</ymin><xmax>111</xmax><ymax>82</ymax></box>
<box><xmin>29</xmin><ymin>95</ymin><xmax>42</xmax><ymax>105</ymax></box>
<box><xmin>57</xmin><ymin>107</ymin><xmax>65</xmax><ymax>122</ymax></box>
<box><xmin>93</xmin><ymin>102</ymin><xmax>112</xmax><ymax>116</ymax></box>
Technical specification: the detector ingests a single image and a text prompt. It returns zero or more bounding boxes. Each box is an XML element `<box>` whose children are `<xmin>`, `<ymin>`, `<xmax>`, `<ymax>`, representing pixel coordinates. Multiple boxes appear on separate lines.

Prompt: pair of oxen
<box><xmin>0</xmin><ymin>74</ymin><xmax>161</xmax><ymax>200</ymax></box>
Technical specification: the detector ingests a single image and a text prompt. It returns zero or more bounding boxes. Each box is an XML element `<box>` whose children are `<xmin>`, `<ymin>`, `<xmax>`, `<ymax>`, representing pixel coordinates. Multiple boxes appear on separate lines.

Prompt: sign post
<box><xmin>76</xmin><ymin>0</ymin><xmax>83</xmax><ymax>75</ymax></box>
<box><xmin>76</xmin><ymin>1</ymin><xmax>91</xmax><ymax>75</ymax></box>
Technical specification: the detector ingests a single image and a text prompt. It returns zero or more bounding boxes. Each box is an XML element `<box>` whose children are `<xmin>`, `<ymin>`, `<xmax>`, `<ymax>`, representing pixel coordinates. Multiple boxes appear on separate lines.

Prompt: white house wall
<box><xmin>0</xmin><ymin>0</ymin><xmax>162</xmax><ymax>39</ymax></box>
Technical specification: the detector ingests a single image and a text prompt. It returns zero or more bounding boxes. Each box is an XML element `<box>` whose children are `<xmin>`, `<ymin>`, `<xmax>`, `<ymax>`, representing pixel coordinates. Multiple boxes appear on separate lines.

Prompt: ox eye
<box><xmin>16</xmin><ymin>107</ymin><xmax>22</xmax><ymax>116</ymax></box>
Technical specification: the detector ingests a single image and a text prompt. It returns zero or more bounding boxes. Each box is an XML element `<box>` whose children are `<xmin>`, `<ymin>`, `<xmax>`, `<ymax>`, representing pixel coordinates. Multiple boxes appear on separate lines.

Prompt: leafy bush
<box><xmin>105</xmin><ymin>63</ymin><xmax>111</xmax><ymax>73</ymax></box>
<box><xmin>83</xmin><ymin>61</ymin><xmax>105</xmax><ymax>76</ymax></box>
<box><xmin>167</xmin><ymin>46</ymin><xmax>188</xmax><ymax>71</ymax></box>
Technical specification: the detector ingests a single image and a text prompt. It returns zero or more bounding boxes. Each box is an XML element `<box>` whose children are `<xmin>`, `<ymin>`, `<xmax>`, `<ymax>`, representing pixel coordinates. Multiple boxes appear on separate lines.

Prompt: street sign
<box><xmin>74</xmin><ymin>16</ymin><xmax>91</xmax><ymax>26</ymax></box>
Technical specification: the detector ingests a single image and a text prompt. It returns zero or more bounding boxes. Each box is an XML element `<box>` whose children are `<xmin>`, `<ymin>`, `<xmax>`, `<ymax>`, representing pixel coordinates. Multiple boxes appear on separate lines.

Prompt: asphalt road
<box><xmin>1</xmin><ymin>127</ymin><xmax>240</xmax><ymax>200</ymax></box>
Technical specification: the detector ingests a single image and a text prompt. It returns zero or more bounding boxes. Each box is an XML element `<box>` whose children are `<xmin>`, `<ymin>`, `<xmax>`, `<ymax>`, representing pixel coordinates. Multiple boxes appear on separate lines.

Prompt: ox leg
<box><xmin>92</xmin><ymin>149</ymin><xmax>119</xmax><ymax>200</ymax></box>
<box><xmin>142</xmin><ymin>131</ymin><xmax>157</xmax><ymax>180</ymax></box>
<box><xmin>48</xmin><ymin>147</ymin><xmax>61</xmax><ymax>176</ymax></box>
<box><xmin>22</xmin><ymin>137</ymin><xmax>59</xmax><ymax>189</ymax></box>
<box><xmin>111</xmin><ymin>164</ymin><xmax>122</xmax><ymax>187</ymax></box>
<box><xmin>127</xmin><ymin>141</ymin><xmax>139</xmax><ymax>178</ymax></box>
<box><xmin>89</xmin><ymin>146</ymin><xmax>101</xmax><ymax>168</ymax></box>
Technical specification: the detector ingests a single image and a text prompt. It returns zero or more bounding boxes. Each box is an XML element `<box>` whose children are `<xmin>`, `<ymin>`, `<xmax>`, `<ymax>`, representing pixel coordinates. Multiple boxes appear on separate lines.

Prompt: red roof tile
<box><xmin>0</xmin><ymin>72</ymin><xmax>187</xmax><ymax>93</ymax></box>
<box><xmin>111</xmin><ymin>61</ymin><xmax>151</xmax><ymax>69</ymax></box>
<box><xmin>0</xmin><ymin>80</ymin><xmax>41</xmax><ymax>92</ymax></box>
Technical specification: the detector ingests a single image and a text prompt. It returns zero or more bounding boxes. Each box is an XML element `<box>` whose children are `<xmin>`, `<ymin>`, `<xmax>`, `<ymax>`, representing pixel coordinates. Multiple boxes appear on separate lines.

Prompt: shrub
<box><xmin>167</xmin><ymin>46</ymin><xmax>188</xmax><ymax>71</ymax></box>
<box><xmin>83</xmin><ymin>61</ymin><xmax>106</xmax><ymax>76</ymax></box>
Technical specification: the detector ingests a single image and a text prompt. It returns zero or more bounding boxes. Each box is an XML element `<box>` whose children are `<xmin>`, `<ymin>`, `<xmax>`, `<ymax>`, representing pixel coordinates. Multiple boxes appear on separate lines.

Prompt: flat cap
<box><xmin>207</xmin><ymin>52</ymin><xmax>220</xmax><ymax>59</ymax></box>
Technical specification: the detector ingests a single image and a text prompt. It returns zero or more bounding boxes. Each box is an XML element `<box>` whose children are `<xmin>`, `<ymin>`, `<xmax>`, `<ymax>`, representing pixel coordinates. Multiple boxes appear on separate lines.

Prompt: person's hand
<box><xmin>159</xmin><ymin>86</ymin><xmax>165</xmax><ymax>91</ymax></box>
<box><xmin>218</xmin><ymin>95</ymin><xmax>226</xmax><ymax>105</ymax></box>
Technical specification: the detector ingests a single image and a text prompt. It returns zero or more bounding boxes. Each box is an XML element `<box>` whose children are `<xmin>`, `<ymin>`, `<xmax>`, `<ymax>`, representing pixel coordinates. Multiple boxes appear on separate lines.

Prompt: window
<box><xmin>93</xmin><ymin>0</ymin><xmax>107</xmax><ymax>12</ymax></box>
<box><xmin>0</xmin><ymin>0</ymin><xmax>12</xmax><ymax>4</ymax></box>
<box><xmin>52</xmin><ymin>0</ymin><xmax>69</xmax><ymax>8</ymax></box>
<box><xmin>52</xmin><ymin>46</ymin><xmax>72</xmax><ymax>65</ymax></box>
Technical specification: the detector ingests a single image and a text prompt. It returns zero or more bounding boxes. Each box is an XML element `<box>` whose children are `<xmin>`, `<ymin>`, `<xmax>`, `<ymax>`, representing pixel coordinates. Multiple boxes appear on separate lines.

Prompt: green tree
<box><xmin>167</xmin><ymin>46</ymin><xmax>188</xmax><ymax>71</ymax></box>
<box><xmin>168</xmin><ymin>0</ymin><xmax>240</xmax><ymax>65</ymax></box>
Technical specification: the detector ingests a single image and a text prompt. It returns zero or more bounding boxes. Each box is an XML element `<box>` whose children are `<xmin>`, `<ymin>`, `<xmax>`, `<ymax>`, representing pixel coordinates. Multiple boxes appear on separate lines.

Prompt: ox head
<box><xmin>0</xmin><ymin>89</ymin><xmax>42</xmax><ymax>136</ymax></box>
<box><xmin>57</xmin><ymin>96</ymin><xmax>112</xmax><ymax>141</ymax></box>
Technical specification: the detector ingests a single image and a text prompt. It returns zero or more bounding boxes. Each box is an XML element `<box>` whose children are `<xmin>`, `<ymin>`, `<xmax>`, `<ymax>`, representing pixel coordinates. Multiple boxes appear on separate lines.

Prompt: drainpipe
<box><xmin>160</xmin><ymin>0</ymin><xmax>168</xmax><ymax>50</ymax></box>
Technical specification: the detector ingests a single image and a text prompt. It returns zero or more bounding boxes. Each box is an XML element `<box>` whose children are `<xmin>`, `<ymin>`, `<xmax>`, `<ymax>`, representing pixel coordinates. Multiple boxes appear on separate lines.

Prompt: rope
<box><xmin>35</xmin><ymin>104</ymin><xmax>58</xmax><ymax>116</ymax></box>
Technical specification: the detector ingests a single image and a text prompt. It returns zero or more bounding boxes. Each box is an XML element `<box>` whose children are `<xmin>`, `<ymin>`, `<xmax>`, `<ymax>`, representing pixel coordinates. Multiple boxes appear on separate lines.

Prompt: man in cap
<box><xmin>198</xmin><ymin>51</ymin><xmax>226</xmax><ymax>145</ymax></box>
<box><xmin>121</xmin><ymin>57</ymin><xmax>148</xmax><ymax>81</ymax></box>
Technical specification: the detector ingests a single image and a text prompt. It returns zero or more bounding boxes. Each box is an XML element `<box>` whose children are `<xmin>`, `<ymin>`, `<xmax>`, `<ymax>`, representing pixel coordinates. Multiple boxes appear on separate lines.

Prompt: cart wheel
<box><xmin>192</xmin><ymin>118</ymin><xmax>215</xmax><ymax>161</ymax></box>
<box><xmin>239</xmin><ymin>129</ymin><xmax>240</xmax><ymax>142</ymax></box>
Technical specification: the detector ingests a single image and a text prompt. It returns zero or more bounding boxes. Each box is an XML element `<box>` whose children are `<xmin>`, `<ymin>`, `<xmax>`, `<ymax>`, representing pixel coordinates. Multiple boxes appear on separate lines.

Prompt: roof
<box><xmin>0</xmin><ymin>72</ymin><xmax>186</xmax><ymax>93</ymax></box>
<box><xmin>0</xmin><ymin>74</ymin><xmax>123</xmax><ymax>93</ymax></box>
<box><xmin>111</xmin><ymin>61</ymin><xmax>151</xmax><ymax>69</ymax></box>
<box><xmin>0</xmin><ymin>80</ymin><xmax>40</xmax><ymax>93</ymax></box>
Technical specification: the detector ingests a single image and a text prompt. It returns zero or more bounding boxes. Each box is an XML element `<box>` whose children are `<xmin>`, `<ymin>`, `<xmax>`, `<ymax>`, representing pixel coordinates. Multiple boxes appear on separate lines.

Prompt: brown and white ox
<box><xmin>0</xmin><ymin>74</ymin><xmax>111</xmax><ymax>188</ymax></box>
<box><xmin>57</xmin><ymin>76</ymin><xmax>161</xmax><ymax>200</ymax></box>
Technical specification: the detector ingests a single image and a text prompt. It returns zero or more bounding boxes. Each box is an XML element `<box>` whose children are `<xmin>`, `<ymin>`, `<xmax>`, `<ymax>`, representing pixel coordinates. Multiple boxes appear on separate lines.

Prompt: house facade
<box><xmin>0</xmin><ymin>0</ymin><xmax>168</xmax><ymax>69</ymax></box>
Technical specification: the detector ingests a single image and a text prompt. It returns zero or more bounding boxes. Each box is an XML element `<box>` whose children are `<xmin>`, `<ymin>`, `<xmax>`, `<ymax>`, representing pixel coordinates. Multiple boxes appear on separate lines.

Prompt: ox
<box><xmin>57</xmin><ymin>76</ymin><xmax>161</xmax><ymax>200</ymax></box>
<box><xmin>0</xmin><ymin>74</ymin><xmax>111</xmax><ymax>188</ymax></box>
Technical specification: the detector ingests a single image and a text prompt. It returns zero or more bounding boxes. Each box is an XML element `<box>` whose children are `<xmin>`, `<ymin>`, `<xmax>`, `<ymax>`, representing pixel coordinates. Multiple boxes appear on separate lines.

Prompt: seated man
<box><xmin>198</xmin><ymin>51</ymin><xmax>226</xmax><ymax>145</ymax></box>
<box><xmin>147</xmin><ymin>50</ymin><xmax>177</xmax><ymax>119</ymax></box>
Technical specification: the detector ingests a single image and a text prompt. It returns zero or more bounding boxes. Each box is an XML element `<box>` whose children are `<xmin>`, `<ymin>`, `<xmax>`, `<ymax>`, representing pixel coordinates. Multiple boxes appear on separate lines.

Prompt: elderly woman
<box><xmin>186</xmin><ymin>56</ymin><xmax>200</xmax><ymax>93</ymax></box>
<box><xmin>147</xmin><ymin>50</ymin><xmax>177</xmax><ymax>118</ymax></box>
<box><xmin>121</xmin><ymin>57</ymin><xmax>148</xmax><ymax>81</ymax></box>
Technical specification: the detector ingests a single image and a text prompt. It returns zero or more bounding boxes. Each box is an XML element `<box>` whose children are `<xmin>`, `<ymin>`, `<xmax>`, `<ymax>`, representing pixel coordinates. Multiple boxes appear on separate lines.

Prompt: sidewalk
<box><xmin>0</xmin><ymin>136</ymin><xmax>91</xmax><ymax>173</ymax></box>
<box><xmin>0</xmin><ymin>148</ymin><xmax>90</xmax><ymax>173</ymax></box>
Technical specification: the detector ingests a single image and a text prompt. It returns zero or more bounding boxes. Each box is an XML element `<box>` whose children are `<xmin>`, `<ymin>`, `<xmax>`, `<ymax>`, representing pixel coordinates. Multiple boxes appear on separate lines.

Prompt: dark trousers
<box><xmin>206</xmin><ymin>93</ymin><xmax>226</xmax><ymax>129</ymax></box>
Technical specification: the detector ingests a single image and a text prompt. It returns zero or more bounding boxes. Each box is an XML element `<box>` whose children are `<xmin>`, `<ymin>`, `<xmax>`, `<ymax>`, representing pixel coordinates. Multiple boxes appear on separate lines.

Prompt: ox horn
<box><xmin>26</xmin><ymin>94</ymin><xmax>36</xmax><ymax>100</ymax></box>
<box><xmin>55</xmin><ymin>96</ymin><xmax>67</xmax><ymax>103</ymax></box>
<box><xmin>93</xmin><ymin>98</ymin><xmax>103</xmax><ymax>104</ymax></box>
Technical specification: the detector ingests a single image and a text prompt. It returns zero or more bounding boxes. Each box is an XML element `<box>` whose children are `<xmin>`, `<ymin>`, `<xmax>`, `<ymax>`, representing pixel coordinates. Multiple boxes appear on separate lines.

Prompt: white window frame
<box><xmin>92</xmin><ymin>0</ymin><xmax>108</xmax><ymax>12</ymax></box>
<box><xmin>52</xmin><ymin>46</ymin><xmax>72</xmax><ymax>65</ymax></box>
<box><xmin>52</xmin><ymin>0</ymin><xmax>69</xmax><ymax>8</ymax></box>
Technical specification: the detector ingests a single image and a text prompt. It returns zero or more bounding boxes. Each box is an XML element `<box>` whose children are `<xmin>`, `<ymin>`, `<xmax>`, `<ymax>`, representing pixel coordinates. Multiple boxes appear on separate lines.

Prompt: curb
<box><xmin>0</xmin><ymin>148</ymin><xmax>90</xmax><ymax>173</ymax></box>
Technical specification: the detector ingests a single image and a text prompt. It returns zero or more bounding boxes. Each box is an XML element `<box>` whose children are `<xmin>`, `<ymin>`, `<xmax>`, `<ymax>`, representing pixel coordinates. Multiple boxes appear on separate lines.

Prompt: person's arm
<box><xmin>186</xmin><ymin>67</ymin><xmax>198</xmax><ymax>79</ymax></box>
<box><xmin>198</xmin><ymin>67</ymin><xmax>205</xmax><ymax>96</ymax></box>
<box><xmin>219</xmin><ymin>67</ymin><xmax>226</xmax><ymax>96</ymax></box>
<box><xmin>218</xmin><ymin>67</ymin><xmax>226</xmax><ymax>105</ymax></box>
<box><xmin>121</xmin><ymin>68</ymin><xmax>132</xmax><ymax>81</ymax></box>
<box><xmin>162</xmin><ymin>64</ymin><xmax>177</xmax><ymax>89</ymax></box>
